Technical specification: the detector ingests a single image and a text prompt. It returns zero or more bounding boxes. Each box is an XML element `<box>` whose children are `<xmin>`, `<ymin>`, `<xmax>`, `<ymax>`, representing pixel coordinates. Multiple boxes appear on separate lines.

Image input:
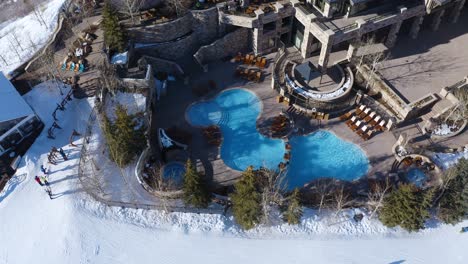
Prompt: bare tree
<box><xmin>98</xmin><ymin>60</ymin><xmax>122</xmax><ymax>96</ymax></box>
<box><xmin>314</xmin><ymin>178</ymin><xmax>333</xmax><ymax>213</ymax></box>
<box><xmin>352</xmin><ymin>35</ymin><xmax>389</xmax><ymax>90</ymax></box>
<box><xmin>367</xmin><ymin>177</ymin><xmax>391</xmax><ymax>219</ymax></box>
<box><xmin>148</xmin><ymin>163</ymin><xmax>174</xmax><ymax>216</ymax></box>
<box><xmin>259</xmin><ymin>168</ymin><xmax>287</xmax><ymax>225</ymax></box>
<box><xmin>10</xmin><ymin>32</ymin><xmax>24</xmax><ymax>52</ymax></box>
<box><xmin>333</xmin><ymin>185</ymin><xmax>352</xmax><ymax>217</ymax></box>
<box><xmin>120</xmin><ymin>0</ymin><xmax>144</xmax><ymax>25</ymax></box>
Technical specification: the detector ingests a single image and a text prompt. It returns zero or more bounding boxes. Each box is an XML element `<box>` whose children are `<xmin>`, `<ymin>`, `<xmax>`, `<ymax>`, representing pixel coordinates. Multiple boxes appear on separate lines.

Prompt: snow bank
<box><xmin>432</xmin><ymin>123</ymin><xmax>457</xmax><ymax>136</ymax></box>
<box><xmin>105</xmin><ymin>91</ymin><xmax>146</xmax><ymax>120</ymax></box>
<box><xmin>110</xmin><ymin>51</ymin><xmax>128</xmax><ymax>65</ymax></box>
<box><xmin>0</xmin><ymin>0</ymin><xmax>66</xmax><ymax>76</ymax></box>
<box><xmin>432</xmin><ymin>148</ymin><xmax>468</xmax><ymax>170</ymax></box>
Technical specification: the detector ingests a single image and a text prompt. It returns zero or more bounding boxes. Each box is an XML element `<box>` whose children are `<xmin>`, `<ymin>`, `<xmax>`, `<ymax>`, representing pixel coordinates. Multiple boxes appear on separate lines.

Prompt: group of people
<box><xmin>34</xmin><ymin>165</ymin><xmax>53</xmax><ymax>199</ymax></box>
<box><xmin>48</xmin><ymin>147</ymin><xmax>68</xmax><ymax>165</ymax></box>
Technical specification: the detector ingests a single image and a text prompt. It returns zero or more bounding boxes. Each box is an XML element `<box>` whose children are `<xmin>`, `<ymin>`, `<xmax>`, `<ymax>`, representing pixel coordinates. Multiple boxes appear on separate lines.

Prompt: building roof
<box><xmin>0</xmin><ymin>72</ymin><xmax>34</xmax><ymax>123</ymax></box>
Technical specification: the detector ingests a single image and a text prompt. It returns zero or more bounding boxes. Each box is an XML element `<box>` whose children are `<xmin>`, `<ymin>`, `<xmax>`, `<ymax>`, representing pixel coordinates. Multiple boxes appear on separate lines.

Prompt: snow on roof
<box><xmin>0</xmin><ymin>72</ymin><xmax>34</xmax><ymax>123</ymax></box>
<box><xmin>110</xmin><ymin>51</ymin><xmax>128</xmax><ymax>65</ymax></box>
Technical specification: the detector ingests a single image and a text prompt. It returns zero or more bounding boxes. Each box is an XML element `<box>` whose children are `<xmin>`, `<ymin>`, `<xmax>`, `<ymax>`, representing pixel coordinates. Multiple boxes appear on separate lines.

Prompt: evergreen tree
<box><xmin>102</xmin><ymin>0</ymin><xmax>126</xmax><ymax>52</ymax></box>
<box><xmin>230</xmin><ymin>166</ymin><xmax>262</xmax><ymax>230</ymax></box>
<box><xmin>183</xmin><ymin>159</ymin><xmax>210</xmax><ymax>208</ymax></box>
<box><xmin>438</xmin><ymin>159</ymin><xmax>468</xmax><ymax>224</ymax></box>
<box><xmin>379</xmin><ymin>184</ymin><xmax>433</xmax><ymax>232</ymax></box>
<box><xmin>283</xmin><ymin>188</ymin><xmax>303</xmax><ymax>225</ymax></box>
<box><xmin>102</xmin><ymin>105</ymin><xmax>146</xmax><ymax>167</ymax></box>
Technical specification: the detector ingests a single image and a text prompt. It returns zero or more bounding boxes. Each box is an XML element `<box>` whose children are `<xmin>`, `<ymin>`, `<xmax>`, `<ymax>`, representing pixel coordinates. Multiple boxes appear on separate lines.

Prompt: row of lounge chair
<box><xmin>234</xmin><ymin>53</ymin><xmax>267</xmax><ymax>68</ymax></box>
<box><xmin>340</xmin><ymin>104</ymin><xmax>388</xmax><ymax>140</ymax></box>
<box><xmin>235</xmin><ymin>66</ymin><xmax>262</xmax><ymax>82</ymax></box>
<box><xmin>61</xmin><ymin>61</ymin><xmax>85</xmax><ymax>73</ymax></box>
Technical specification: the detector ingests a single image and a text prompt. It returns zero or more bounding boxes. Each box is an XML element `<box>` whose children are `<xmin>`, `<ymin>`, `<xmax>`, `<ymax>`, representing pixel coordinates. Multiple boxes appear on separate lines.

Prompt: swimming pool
<box><xmin>406</xmin><ymin>168</ymin><xmax>427</xmax><ymax>188</ymax></box>
<box><xmin>287</xmin><ymin>131</ymin><xmax>369</xmax><ymax>189</ymax></box>
<box><xmin>161</xmin><ymin>162</ymin><xmax>185</xmax><ymax>187</ymax></box>
<box><xmin>186</xmin><ymin>89</ymin><xmax>369</xmax><ymax>189</ymax></box>
<box><xmin>187</xmin><ymin>89</ymin><xmax>285</xmax><ymax>171</ymax></box>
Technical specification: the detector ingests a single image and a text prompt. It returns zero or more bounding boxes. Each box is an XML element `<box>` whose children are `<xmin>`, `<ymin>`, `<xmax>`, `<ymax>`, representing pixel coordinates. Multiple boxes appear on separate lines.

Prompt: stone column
<box><xmin>346</xmin><ymin>41</ymin><xmax>359</xmax><ymax>61</ymax></box>
<box><xmin>318</xmin><ymin>29</ymin><xmax>335</xmax><ymax>73</ymax></box>
<box><xmin>300</xmin><ymin>29</ymin><xmax>312</xmax><ymax>58</ymax></box>
<box><xmin>385</xmin><ymin>20</ymin><xmax>403</xmax><ymax>48</ymax></box>
<box><xmin>450</xmin><ymin>0</ymin><xmax>466</xmax><ymax>24</ymax></box>
<box><xmin>431</xmin><ymin>9</ymin><xmax>445</xmax><ymax>32</ymax></box>
<box><xmin>409</xmin><ymin>15</ymin><xmax>424</xmax><ymax>39</ymax></box>
<box><xmin>252</xmin><ymin>27</ymin><xmax>263</xmax><ymax>55</ymax></box>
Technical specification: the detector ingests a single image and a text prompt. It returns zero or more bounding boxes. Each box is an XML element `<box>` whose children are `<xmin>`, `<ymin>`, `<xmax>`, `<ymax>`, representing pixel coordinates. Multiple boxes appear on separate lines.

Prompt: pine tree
<box><xmin>379</xmin><ymin>184</ymin><xmax>433</xmax><ymax>232</ymax></box>
<box><xmin>183</xmin><ymin>159</ymin><xmax>210</xmax><ymax>208</ymax></box>
<box><xmin>102</xmin><ymin>105</ymin><xmax>146</xmax><ymax>167</ymax></box>
<box><xmin>438</xmin><ymin>158</ymin><xmax>468</xmax><ymax>224</ymax></box>
<box><xmin>102</xmin><ymin>0</ymin><xmax>126</xmax><ymax>52</ymax></box>
<box><xmin>283</xmin><ymin>188</ymin><xmax>303</xmax><ymax>225</ymax></box>
<box><xmin>230</xmin><ymin>166</ymin><xmax>262</xmax><ymax>230</ymax></box>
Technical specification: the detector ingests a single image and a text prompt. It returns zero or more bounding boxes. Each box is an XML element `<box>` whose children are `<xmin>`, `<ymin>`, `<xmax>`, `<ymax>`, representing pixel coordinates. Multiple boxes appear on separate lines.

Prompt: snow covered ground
<box><xmin>0</xmin><ymin>82</ymin><xmax>467</xmax><ymax>263</ymax></box>
<box><xmin>0</xmin><ymin>0</ymin><xmax>66</xmax><ymax>76</ymax></box>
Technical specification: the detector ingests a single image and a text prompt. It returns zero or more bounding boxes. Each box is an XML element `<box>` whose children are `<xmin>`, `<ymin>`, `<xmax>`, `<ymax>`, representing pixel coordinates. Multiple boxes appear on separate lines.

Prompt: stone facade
<box><xmin>131</xmin><ymin>7</ymin><xmax>221</xmax><ymax>61</ymax></box>
<box><xmin>194</xmin><ymin>28</ymin><xmax>250</xmax><ymax>68</ymax></box>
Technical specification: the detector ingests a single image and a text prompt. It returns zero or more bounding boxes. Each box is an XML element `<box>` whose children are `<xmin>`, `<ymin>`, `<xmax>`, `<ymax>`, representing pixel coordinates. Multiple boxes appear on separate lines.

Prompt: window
<box><xmin>0</xmin><ymin>116</ymin><xmax>26</xmax><ymax>135</ymax></box>
<box><xmin>18</xmin><ymin>116</ymin><xmax>40</xmax><ymax>136</ymax></box>
<box><xmin>315</xmin><ymin>0</ymin><xmax>326</xmax><ymax>12</ymax></box>
<box><xmin>0</xmin><ymin>130</ymin><xmax>23</xmax><ymax>150</ymax></box>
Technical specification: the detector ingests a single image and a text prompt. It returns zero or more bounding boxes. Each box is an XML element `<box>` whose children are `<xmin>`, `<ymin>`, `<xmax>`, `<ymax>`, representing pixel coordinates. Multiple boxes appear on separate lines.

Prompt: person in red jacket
<box><xmin>34</xmin><ymin>176</ymin><xmax>43</xmax><ymax>186</ymax></box>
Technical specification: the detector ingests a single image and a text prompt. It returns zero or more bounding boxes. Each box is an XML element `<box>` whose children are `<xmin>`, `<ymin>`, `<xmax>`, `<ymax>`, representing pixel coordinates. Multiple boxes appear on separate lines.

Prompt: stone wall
<box><xmin>194</xmin><ymin>28</ymin><xmax>249</xmax><ymax>67</ymax></box>
<box><xmin>138</xmin><ymin>55</ymin><xmax>185</xmax><ymax>77</ymax></box>
<box><xmin>132</xmin><ymin>7</ymin><xmax>221</xmax><ymax>61</ymax></box>
<box><xmin>135</xmin><ymin>33</ymin><xmax>197</xmax><ymax>60</ymax></box>
<box><xmin>126</xmin><ymin>14</ymin><xmax>193</xmax><ymax>43</ymax></box>
<box><xmin>192</xmin><ymin>7</ymin><xmax>219</xmax><ymax>46</ymax></box>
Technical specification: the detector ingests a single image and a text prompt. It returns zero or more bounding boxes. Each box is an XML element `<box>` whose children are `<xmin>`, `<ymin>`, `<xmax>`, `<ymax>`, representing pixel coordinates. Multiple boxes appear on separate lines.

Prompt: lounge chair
<box><xmin>234</xmin><ymin>52</ymin><xmax>243</xmax><ymax>62</ymax></box>
<box><xmin>375</xmin><ymin>120</ymin><xmax>386</xmax><ymax>131</ymax></box>
<box><xmin>369</xmin><ymin>115</ymin><xmax>381</xmax><ymax>127</ymax></box>
<box><xmin>362</xmin><ymin>130</ymin><xmax>373</xmax><ymax>140</ymax></box>
<box><xmin>339</xmin><ymin>111</ymin><xmax>353</xmax><ymax>120</ymax></box>
<box><xmin>61</xmin><ymin>62</ymin><xmax>67</xmax><ymax>71</ymax></box>
<box><xmin>346</xmin><ymin>116</ymin><xmax>357</xmax><ymax>126</ymax></box>
<box><xmin>310</xmin><ymin>112</ymin><xmax>317</xmax><ymax>119</ymax></box>
<box><xmin>323</xmin><ymin>113</ymin><xmax>329</xmax><ymax>121</ymax></box>
<box><xmin>355</xmin><ymin>105</ymin><xmax>365</xmax><ymax>115</ymax></box>
<box><xmin>357</xmin><ymin>125</ymin><xmax>368</xmax><ymax>137</ymax></box>
<box><xmin>74</xmin><ymin>63</ymin><xmax>80</xmax><ymax>72</ymax></box>
<box><xmin>79</xmin><ymin>63</ymin><xmax>85</xmax><ymax>73</ymax></box>
<box><xmin>254</xmin><ymin>71</ymin><xmax>261</xmax><ymax>82</ymax></box>
<box><xmin>351</xmin><ymin>120</ymin><xmax>362</xmax><ymax>131</ymax></box>
<box><xmin>70</xmin><ymin>62</ymin><xmax>75</xmax><ymax>71</ymax></box>
<box><xmin>364</xmin><ymin>111</ymin><xmax>376</xmax><ymax>123</ymax></box>
<box><xmin>259</xmin><ymin>58</ymin><xmax>267</xmax><ymax>68</ymax></box>
<box><xmin>359</xmin><ymin>108</ymin><xmax>371</xmax><ymax>119</ymax></box>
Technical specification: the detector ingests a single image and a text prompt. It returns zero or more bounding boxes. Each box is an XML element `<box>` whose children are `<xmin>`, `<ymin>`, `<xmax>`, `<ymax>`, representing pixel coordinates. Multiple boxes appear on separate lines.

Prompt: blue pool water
<box><xmin>186</xmin><ymin>89</ymin><xmax>369</xmax><ymax>189</ymax></box>
<box><xmin>407</xmin><ymin>168</ymin><xmax>427</xmax><ymax>188</ymax></box>
<box><xmin>162</xmin><ymin>162</ymin><xmax>185</xmax><ymax>186</ymax></box>
<box><xmin>287</xmin><ymin>131</ymin><xmax>369</xmax><ymax>189</ymax></box>
<box><xmin>187</xmin><ymin>89</ymin><xmax>285</xmax><ymax>171</ymax></box>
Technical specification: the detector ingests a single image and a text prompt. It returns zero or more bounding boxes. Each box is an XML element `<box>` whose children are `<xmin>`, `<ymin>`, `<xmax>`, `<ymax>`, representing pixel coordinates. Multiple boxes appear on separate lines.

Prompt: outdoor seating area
<box><xmin>234</xmin><ymin>53</ymin><xmax>267</xmax><ymax>83</ymax></box>
<box><xmin>202</xmin><ymin>125</ymin><xmax>222</xmax><ymax>146</ymax></box>
<box><xmin>340</xmin><ymin>104</ymin><xmax>390</xmax><ymax>141</ymax></box>
<box><xmin>59</xmin><ymin>29</ymin><xmax>97</xmax><ymax>74</ymax></box>
<box><xmin>270</xmin><ymin>114</ymin><xmax>292</xmax><ymax>138</ymax></box>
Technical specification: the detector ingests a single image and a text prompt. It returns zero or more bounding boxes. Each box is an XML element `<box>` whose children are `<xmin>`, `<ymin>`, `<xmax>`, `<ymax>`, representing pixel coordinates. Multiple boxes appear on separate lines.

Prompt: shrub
<box><xmin>102</xmin><ymin>0</ymin><xmax>126</xmax><ymax>52</ymax></box>
<box><xmin>183</xmin><ymin>159</ymin><xmax>210</xmax><ymax>208</ymax></box>
<box><xmin>437</xmin><ymin>159</ymin><xmax>468</xmax><ymax>224</ymax></box>
<box><xmin>230</xmin><ymin>166</ymin><xmax>262</xmax><ymax>230</ymax></box>
<box><xmin>379</xmin><ymin>184</ymin><xmax>434</xmax><ymax>232</ymax></box>
<box><xmin>283</xmin><ymin>188</ymin><xmax>303</xmax><ymax>225</ymax></box>
<box><xmin>102</xmin><ymin>105</ymin><xmax>146</xmax><ymax>167</ymax></box>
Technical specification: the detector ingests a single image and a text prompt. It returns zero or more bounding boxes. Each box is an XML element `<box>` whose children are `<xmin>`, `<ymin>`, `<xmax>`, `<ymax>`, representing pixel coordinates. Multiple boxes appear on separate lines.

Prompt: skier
<box><xmin>59</xmin><ymin>148</ymin><xmax>68</xmax><ymax>161</ymax></box>
<box><xmin>34</xmin><ymin>176</ymin><xmax>43</xmax><ymax>186</ymax></box>
<box><xmin>40</xmin><ymin>175</ymin><xmax>50</xmax><ymax>187</ymax></box>
<box><xmin>40</xmin><ymin>165</ymin><xmax>48</xmax><ymax>175</ymax></box>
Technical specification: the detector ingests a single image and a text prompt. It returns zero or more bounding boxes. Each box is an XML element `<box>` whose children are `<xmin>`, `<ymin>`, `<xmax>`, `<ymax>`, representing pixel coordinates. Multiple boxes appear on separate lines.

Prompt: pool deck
<box><xmin>153</xmin><ymin>53</ymin><xmax>397</xmax><ymax>188</ymax></box>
